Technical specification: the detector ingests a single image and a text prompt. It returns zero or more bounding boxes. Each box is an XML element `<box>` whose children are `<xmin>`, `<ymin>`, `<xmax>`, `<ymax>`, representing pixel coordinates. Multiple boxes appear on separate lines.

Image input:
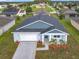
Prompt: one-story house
<box><xmin>63</xmin><ymin>9</ymin><xmax>79</xmax><ymax>19</ymax></box>
<box><xmin>33</xmin><ymin>10</ymin><xmax>49</xmax><ymax>16</ymax></box>
<box><xmin>33</xmin><ymin>3</ymin><xmax>46</xmax><ymax>9</ymax></box>
<box><xmin>13</xmin><ymin>14</ymin><xmax>68</xmax><ymax>44</ymax></box>
<box><xmin>0</xmin><ymin>4</ymin><xmax>7</xmax><ymax>9</ymax></box>
<box><xmin>71</xmin><ymin>17</ymin><xmax>79</xmax><ymax>31</ymax></box>
<box><xmin>2</xmin><ymin>7</ymin><xmax>26</xmax><ymax>16</ymax></box>
<box><xmin>0</xmin><ymin>16</ymin><xmax>15</xmax><ymax>36</ymax></box>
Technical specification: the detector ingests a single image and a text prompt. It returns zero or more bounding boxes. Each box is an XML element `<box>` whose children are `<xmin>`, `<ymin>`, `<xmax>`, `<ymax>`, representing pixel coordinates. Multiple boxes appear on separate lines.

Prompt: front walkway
<box><xmin>12</xmin><ymin>42</ymin><xmax>37</xmax><ymax>59</ymax></box>
<box><xmin>36</xmin><ymin>43</ymin><xmax>49</xmax><ymax>51</ymax></box>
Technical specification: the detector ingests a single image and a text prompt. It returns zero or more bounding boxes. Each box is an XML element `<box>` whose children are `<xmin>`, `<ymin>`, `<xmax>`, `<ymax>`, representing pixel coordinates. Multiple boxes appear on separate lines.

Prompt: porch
<box><xmin>40</xmin><ymin>33</ymin><xmax>67</xmax><ymax>45</ymax></box>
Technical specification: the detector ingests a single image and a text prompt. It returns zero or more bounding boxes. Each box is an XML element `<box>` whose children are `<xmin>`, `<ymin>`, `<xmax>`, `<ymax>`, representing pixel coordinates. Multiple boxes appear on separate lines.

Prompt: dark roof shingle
<box><xmin>2</xmin><ymin>7</ymin><xmax>19</xmax><ymax>15</ymax></box>
<box><xmin>0</xmin><ymin>16</ymin><xmax>15</xmax><ymax>28</ymax></box>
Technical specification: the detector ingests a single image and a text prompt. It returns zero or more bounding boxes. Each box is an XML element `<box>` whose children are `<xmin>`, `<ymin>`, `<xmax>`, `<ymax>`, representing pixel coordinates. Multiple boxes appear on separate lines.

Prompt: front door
<box><xmin>44</xmin><ymin>35</ymin><xmax>49</xmax><ymax>43</ymax></box>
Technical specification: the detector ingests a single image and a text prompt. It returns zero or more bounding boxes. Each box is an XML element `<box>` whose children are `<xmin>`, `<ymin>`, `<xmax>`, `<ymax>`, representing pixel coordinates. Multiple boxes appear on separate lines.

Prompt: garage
<box><xmin>13</xmin><ymin>32</ymin><xmax>40</xmax><ymax>42</ymax></box>
<box><xmin>12</xmin><ymin>42</ymin><xmax>37</xmax><ymax>59</ymax></box>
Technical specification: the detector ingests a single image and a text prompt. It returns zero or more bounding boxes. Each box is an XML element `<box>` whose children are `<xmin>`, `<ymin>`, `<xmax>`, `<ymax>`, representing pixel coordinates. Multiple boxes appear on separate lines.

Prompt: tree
<box><xmin>75</xmin><ymin>8</ymin><xmax>79</xmax><ymax>13</ymax></box>
<box><xmin>34</xmin><ymin>0</ymin><xmax>51</xmax><ymax>3</ymax></box>
<box><xmin>59</xmin><ymin>14</ymin><xmax>65</xmax><ymax>19</ymax></box>
<box><xmin>26</xmin><ymin>6</ymin><xmax>32</xmax><ymax>13</ymax></box>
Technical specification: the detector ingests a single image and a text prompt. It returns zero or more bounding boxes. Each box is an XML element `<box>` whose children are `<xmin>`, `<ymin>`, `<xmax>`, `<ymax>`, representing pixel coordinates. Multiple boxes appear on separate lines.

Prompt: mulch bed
<box><xmin>37</xmin><ymin>41</ymin><xmax>45</xmax><ymax>48</ymax></box>
<box><xmin>49</xmin><ymin>44</ymin><xmax>69</xmax><ymax>50</ymax></box>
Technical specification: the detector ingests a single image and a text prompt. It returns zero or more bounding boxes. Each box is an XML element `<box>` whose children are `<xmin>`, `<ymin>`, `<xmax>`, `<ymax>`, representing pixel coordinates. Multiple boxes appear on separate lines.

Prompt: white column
<box><xmin>49</xmin><ymin>34</ymin><xmax>51</xmax><ymax>41</ymax></box>
<box><xmin>39</xmin><ymin>34</ymin><xmax>42</xmax><ymax>41</ymax></box>
<box><xmin>65</xmin><ymin>35</ymin><xmax>67</xmax><ymax>44</ymax></box>
<box><xmin>42</xmin><ymin>35</ymin><xmax>44</xmax><ymax>43</ymax></box>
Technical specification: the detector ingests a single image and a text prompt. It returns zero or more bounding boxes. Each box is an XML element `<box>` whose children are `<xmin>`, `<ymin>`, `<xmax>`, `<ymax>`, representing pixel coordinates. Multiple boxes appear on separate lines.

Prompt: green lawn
<box><xmin>32</xmin><ymin>5</ymin><xmax>41</xmax><ymax>12</ymax></box>
<box><xmin>0</xmin><ymin>6</ymin><xmax>79</xmax><ymax>59</ymax></box>
<box><xmin>0</xmin><ymin>8</ymin><xmax>5</xmax><ymax>12</ymax></box>
<box><xmin>45</xmin><ymin>5</ymin><xmax>56</xmax><ymax>12</ymax></box>
<box><xmin>0</xmin><ymin>14</ymin><xmax>32</xmax><ymax>59</ymax></box>
<box><xmin>36</xmin><ymin>15</ymin><xmax>79</xmax><ymax>59</ymax></box>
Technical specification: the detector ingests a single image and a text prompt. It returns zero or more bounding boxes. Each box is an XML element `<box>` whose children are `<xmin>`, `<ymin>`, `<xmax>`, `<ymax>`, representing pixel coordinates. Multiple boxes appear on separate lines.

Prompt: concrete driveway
<box><xmin>12</xmin><ymin>42</ymin><xmax>37</xmax><ymax>59</ymax></box>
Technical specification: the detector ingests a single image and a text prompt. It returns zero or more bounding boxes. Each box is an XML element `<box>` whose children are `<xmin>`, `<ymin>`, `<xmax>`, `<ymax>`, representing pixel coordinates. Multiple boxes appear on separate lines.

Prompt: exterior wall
<box><xmin>2</xmin><ymin>20</ymin><xmax>15</xmax><ymax>32</ymax></box>
<box><xmin>13</xmin><ymin>32</ymin><xmax>68</xmax><ymax>44</ymax></box>
<box><xmin>13</xmin><ymin>32</ymin><xmax>20</xmax><ymax>42</ymax></box>
<box><xmin>71</xmin><ymin>20</ymin><xmax>79</xmax><ymax>31</ymax></box>
<box><xmin>0</xmin><ymin>5</ymin><xmax>7</xmax><ymax>9</ymax></box>
<box><xmin>13</xmin><ymin>32</ymin><xmax>40</xmax><ymax>42</ymax></box>
<box><xmin>0</xmin><ymin>20</ymin><xmax>15</xmax><ymax>36</ymax></box>
<box><xmin>42</xmin><ymin>33</ymin><xmax>68</xmax><ymax>44</ymax></box>
<box><xmin>17</xmin><ymin>10</ymin><xmax>26</xmax><ymax>16</ymax></box>
<box><xmin>0</xmin><ymin>28</ymin><xmax>3</xmax><ymax>36</ymax></box>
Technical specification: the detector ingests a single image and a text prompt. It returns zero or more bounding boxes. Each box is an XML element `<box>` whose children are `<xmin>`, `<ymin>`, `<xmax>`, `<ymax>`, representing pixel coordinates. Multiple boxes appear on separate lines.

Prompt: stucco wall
<box><xmin>71</xmin><ymin>20</ymin><xmax>79</xmax><ymax>31</ymax></box>
<box><xmin>2</xmin><ymin>20</ymin><xmax>15</xmax><ymax>32</ymax></box>
<box><xmin>0</xmin><ymin>20</ymin><xmax>15</xmax><ymax>36</ymax></box>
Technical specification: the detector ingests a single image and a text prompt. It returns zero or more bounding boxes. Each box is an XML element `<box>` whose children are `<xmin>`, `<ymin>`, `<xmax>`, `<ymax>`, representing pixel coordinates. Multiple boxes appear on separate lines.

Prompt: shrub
<box><xmin>59</xmin><ymin>39</ymin><xmax>65</xmax><ymax>45</ymax></box>
<box><xmin>59</xmin><ymin>14</ymin><xmax>65</xmax><ymax>19</ymax></box>
<box><xmin>26</xmin><ymin>6</ymin><xmax>32</xmax><ymax>13</ymax></box>
<box><xmin>50</xmin><ymin>39</ymin><xmax>57</xmax><ymax>44</ymax></box>
<box><xmin>16</xmin><ymin>16</ymin><xmax>20</xmax><ymax>20</ymax></box>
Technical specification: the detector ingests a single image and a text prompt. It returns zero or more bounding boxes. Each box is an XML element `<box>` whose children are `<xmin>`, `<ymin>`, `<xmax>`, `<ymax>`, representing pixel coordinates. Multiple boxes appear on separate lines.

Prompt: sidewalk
<box><xmin>36</xmin><ymin>43</ymin><xmax>49</xmax><ymax>51</ymax></box>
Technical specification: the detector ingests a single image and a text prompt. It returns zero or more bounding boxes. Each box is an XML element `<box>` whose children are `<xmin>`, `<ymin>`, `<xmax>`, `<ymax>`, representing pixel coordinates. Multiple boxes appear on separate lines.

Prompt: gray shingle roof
<box><xmin>71</xmin><ymin>17</ymin><xmax>79</xmax><ymax>24</ymax></box>
<box><xmin>48</xmin><ymin>29</ymin><xmax>63</xmax><ymax>33</ymax></box>
<box><xmin>64</xmin><ymin>9</ymin><xmax>78</xmax><ymax>14</ymax></box>
<box><xmin>0</xmin><ymin>16</ymin><xmax>15</xmax><ymax>28</ymax></box>
<box><xmin>14</xmin><ymin>14</ymin><xmax>67</xmax><ymax>33</ymax></box>
<box><xmin>2</xmin><ymin>7</ymin><xmax>19</xmax><ymax>15</ymax></box>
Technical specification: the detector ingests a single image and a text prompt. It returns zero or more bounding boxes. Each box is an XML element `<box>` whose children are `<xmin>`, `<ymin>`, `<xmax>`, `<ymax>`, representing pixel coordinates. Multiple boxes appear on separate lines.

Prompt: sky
<box><xmin>51</xmin><ymin>0</ymin><xmax>79</xmax><ymax>1</ymax></box>
<box><xmin>0</xmin><ymin>0</ymin><xmax>34</xmax><ymax>2</ymax></box>
<box><xmin>0</xmin><ymin>0</ymin><xmax>78</xmax><ymax>2</ymax></box>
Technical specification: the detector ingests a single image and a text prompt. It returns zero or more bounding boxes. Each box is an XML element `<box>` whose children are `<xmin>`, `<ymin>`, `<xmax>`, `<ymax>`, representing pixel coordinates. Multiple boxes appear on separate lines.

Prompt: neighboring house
<box><xmin>13</xmin><ymin>14</ymin><xmax>68</xmax><ymax>44</ymax></box>
<box><xmin>0</xmin><ymin>4</ymin><xmax>7</xmax><ymax>9</ymax></box>
<box><xmin>33</xmin><ymin>10</ymin><xmax>49</xmax><ymax>16</ymax></box>
<box><xmin>71</xmin><ymin>17</ymin><xmax>79</xmax><ymax>31</ymax></box>
<box><xmin>56</xmin><ymin>10</ymin><xmax>64</xmax><ymax>15</ymax></box>
<box><xmin>0</xmin><ymin>16</ymin><xmax>15</xmax><ymax>36</ymax></box>
<box><xmin>63</xmin><ymin>9</ymin><xmax>79</xmax><ymax>19</ymax></box>
<box><xmin>0</xmin><ymin>4</ymin><xmax>7</xmax><ymax>13</ymax></box>
<box><xmin>9</xmin><ymin>3</ymin><xmax>18</xmax><ymax>7</ymax></box>
<box><xmin>39</xmin><ymin>3</ymin><xmax>46</xmax><ymax>8</ymax></box>
<box><xmin>2</xmin><ymin>7</ymin><xmax>26</xmax><ymax>16</ymax></box>
<box><xmin>34</xmin><ymin>3</ymin><xmax>46</xmax><ymax>8</ymax></box>
<box><xmin>17</xmin><ymin>10</ymin><xmax>26</xmax><ymax>16</ymax></box>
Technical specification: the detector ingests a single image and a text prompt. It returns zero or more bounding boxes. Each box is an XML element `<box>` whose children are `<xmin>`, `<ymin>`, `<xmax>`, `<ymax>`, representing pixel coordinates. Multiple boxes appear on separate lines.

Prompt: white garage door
<box><xmin>20</xmin><ymin>32</ymin><xmax>40</xmax><ymax>41</ymax></box>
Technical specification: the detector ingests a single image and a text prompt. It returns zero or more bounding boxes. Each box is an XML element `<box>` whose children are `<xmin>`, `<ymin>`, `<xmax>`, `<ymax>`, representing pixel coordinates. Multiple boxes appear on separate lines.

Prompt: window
<box><xmin>54</xmin><ymin>35</ymin><xmax>60</xmax><ymax>38</ymax></box>
<box><xmin>69</xmin><ymin>14</ymin><xmax>75</xmax><ymax>17</ymax></box>
<box><xmin>44</xmin><ymin>35</ymin><xmax>49</xmax><ymax>38</ymax></box>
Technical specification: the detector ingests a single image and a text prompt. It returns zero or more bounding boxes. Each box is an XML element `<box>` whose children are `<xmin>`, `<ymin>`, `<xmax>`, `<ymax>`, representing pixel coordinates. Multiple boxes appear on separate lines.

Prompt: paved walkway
<box><xmin>36</xmin><ymin>43</ymin><xmax>49</xmax><ymax>51</ymax></box>
<box><xmin>12</xmin><ymin>42</ymin><xmax>37</xmax><ymax>59</ymax></box>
